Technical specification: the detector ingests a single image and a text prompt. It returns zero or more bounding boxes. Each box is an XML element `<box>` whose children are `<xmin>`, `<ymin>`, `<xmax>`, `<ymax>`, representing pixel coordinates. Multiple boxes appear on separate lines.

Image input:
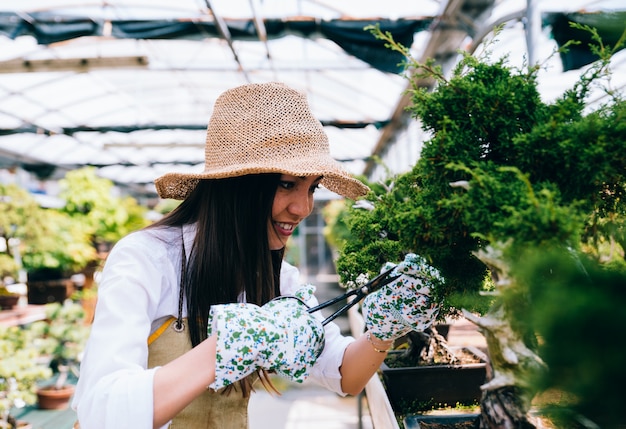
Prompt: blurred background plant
<box><xmin>29</xmin><ymin>301</ymin><xmax>90</xmax><ymax>390</ymax></box>
<box><xmin>0</xmin><ymin>326</ymin><xmax>52</xmax><ymax>429</ymax></box>
<box><xmin>0</xmin><ymin>167</ymin><xmax>150</xmax><ymax>306</ymax></box>
<box><xmin>58</xmin><ymin>167</ymin><xmax>149</xmax><ymax>257</ymax></box>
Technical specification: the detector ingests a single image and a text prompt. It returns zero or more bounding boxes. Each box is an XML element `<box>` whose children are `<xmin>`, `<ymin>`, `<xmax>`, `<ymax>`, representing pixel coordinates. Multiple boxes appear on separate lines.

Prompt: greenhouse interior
<box><xmin>1</xmin><ymin>1</ymin><xmax>625</xmax><ymax>428</ymax></box>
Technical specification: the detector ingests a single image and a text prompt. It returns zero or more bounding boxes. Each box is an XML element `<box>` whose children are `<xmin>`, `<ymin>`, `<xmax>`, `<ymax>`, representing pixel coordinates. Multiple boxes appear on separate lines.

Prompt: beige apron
<box><xmin>147</xmin><ymin>317</ymin><xmax>251</xmax><ymax>428</ymax></box>
<box><xmin>75</xmin><ymin>320</ymin><xmax>253</xmax><ymax>429</ymax></box>
<box><xmin>146</xmin><ymin>230</ymin><xmax>251</xmax><ymax>428</ymax></box>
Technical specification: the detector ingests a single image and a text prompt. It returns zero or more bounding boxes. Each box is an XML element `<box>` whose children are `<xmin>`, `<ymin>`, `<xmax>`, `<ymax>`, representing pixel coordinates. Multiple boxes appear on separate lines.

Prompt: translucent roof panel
<box><xmin>0</xmin><ymin>0</ymin><xmax>624</xmax><ymax>199</ymax></box>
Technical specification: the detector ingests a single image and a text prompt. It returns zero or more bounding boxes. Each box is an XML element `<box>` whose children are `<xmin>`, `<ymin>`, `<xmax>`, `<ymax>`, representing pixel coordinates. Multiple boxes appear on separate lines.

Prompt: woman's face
<box><xmin>269</xmin><ymin>174</ymin><xmax>322</xmax><ymax>250</ymax></box>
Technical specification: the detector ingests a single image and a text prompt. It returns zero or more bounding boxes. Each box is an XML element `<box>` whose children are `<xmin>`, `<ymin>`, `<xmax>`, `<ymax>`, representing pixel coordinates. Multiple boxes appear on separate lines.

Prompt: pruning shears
<box><xmin>308</xmin><ymin>267</ymin><xmax>401</xmax><ymax>326</ymax></box>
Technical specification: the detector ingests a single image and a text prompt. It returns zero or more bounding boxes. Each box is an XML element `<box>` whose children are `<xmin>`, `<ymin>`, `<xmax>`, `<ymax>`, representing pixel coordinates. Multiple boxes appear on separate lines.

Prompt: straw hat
<box><xmin>154</xmin><ymin>82</ymin><xmax>370</xmax><ymax>200</ymax></box>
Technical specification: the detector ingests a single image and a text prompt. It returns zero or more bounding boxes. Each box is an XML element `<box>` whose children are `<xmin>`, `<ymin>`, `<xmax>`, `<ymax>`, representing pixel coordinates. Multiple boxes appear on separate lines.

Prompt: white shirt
<box><xmin>72</xmin><ymin>224</ymin><xmax>354</xmax><ymax>429</ymax></box>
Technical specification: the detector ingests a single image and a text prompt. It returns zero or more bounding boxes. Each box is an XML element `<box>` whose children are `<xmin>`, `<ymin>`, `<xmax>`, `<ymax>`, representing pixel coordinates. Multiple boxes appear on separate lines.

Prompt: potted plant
<box><xmin>0</xmin><ymin>253</ymin><xmax>20</xmax><ymax>309</ymax></box>
<box><xmin>22</xmin><ymin>209</ymin><xmax>96</xmax><ymax>305</ymax></box>
<box><xmin>29</xmin><ymin>301</ymin><xmax>90</xmax><ymax>410</ymax></box>
<box><xmin>334</xmin><ymin>24</ymin><xmax>625</xmax><ymax>428</ymax></box>
<box><xmin>0</xmin><ymin>325</ymin><xmax>52</xmax><ymax>428</ymax></box>
<box><xmin>57</xmin><ymin>167</ymin><xmax>149</xmax><ymax>259</ymax></box>
<box><xmin>0</xmin><ymin>183</ymin><xmax>63</xmax><ymax>305</ymax></box>
<box><xmin>4</xmin><ymin>167</ymin><xmax>149</xmax><ymax>305</ymax></box>
<box><xmin>0</xmin><ymin>181</ymin><xmax>95</xmax><ymax>305</ymax></box>
<box><xmin>54</xmin><ymin>167</ymin><xmax>150</xmax><ymax>307</ymax></box>
<box><xmin>0</xmin><ymin>288</ymin><xmax>19</xmax><ymax>311</ymax></box>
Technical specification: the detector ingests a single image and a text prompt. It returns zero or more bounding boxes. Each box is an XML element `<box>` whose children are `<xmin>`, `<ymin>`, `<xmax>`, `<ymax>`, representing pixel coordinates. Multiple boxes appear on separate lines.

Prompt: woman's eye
<box><xmin>279</xmin><ymin>181</ymin><xmax>294</xmax><ymax>190</ymax></box>
<box><xmin>309</xmin><ymin>183</ymin><xmax>320</xmax><ymax>193</ymax></box>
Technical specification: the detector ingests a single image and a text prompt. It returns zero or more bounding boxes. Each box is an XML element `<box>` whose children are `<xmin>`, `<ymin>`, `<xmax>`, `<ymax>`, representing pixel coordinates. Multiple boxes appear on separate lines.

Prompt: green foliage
<box><xmin>0</xmin><ymin>326</ymin><xmax>52</xmax><ymax>421</ymax></box>
<box><xmin>410</xmin><ymin>57</ymin><xmax>545</xmax><ymax>164</ymax></box>
<box><xmin>0</xmin><ymin>167</ymin><xmax>150</xmax><ymax>276</ymax></box>
<box><xmin>0</xmin><ymin>184</ymin><xmax>95</xmax><ymax>277</ymax></box>
<box><xmin>59</xmin><ymin>167</ymin><xmax>150</xmax><ymax>246</ymax></box>
<box><xmin>335</xmin><ymin>25</ymin><xmax>625</xmax><ymax>321</ymax></box>
<box><xmin>333</xmin><ymin>177</ymin><xmax>406</xmax><ymax>287</ymax></box>
<box><xmin>0</xmin><ymin>255</ymin><xmax>19</xmax><ymax>281</ymax></box>
<box><xmin>321</xmin><ymin>199</ymin><xmax>351</xmax><ymax>252</ymax></box>
<box><xmin>30</xmin><ymin>301</ymin><xmax>90</xmax><ymax>366</ymax></box>
<box><xmin>0</xmin><ymin>303</ymin><xmax>89</xmax><ymax>422</ymax></box>
<box><xmin>0</xmin><ymin>182</ymin><xmax>94</xmax><ymax>275</ymax></box>
<box><xmin>513</xmin><ymin>248</ymin><xmax>626</xmax><ymax>428</ymax></box>
<box><xmin>444</xmin><ymin>164</ymin><xmax>585</xmax><ymax>253</ymax></box>
<box><xmin>0</xmin><ymin>184</ymin><xmax>41</xmax><ymax>241</ymax></box>
<box><xmin>21</xmin><ymin>210</ymin><xmax>96</xmax><ymax>275</ymax></box>
<box><xmin>0</xmin><ymin>184</ymin><xmax>45</xmax><ymax>272</ymax></box>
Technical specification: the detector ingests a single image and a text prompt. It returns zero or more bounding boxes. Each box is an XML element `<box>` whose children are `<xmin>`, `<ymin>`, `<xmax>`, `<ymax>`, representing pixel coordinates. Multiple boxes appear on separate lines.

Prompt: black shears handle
<box><xmin>308</xmin><ymin>267</ymin><xmax>400</xmax><ymax>326</ymax></box>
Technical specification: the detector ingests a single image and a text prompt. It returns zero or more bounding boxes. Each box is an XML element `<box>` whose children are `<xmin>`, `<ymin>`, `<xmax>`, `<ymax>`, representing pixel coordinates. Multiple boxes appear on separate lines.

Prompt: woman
<box><xmin>73</xmin><ymin>82</ymin><xmax>438</xmax><ymax>429</ymax></box>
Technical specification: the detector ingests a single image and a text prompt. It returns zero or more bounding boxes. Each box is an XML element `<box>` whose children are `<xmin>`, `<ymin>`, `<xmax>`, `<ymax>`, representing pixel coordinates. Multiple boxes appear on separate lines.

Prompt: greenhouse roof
<box><xmin>0</xmin><ymin>0</ymin><xmax>624</xmax><ymax>199</ymax></box>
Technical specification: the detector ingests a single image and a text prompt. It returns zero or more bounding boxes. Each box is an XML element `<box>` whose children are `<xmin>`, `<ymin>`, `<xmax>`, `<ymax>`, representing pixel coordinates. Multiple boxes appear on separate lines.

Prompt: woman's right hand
<box><xmin>207</xmin><ymin>293</ymin><xmax>324</xmax><ymax>390</ymax></box>
<box><xmin>362</xmin><ymin>253</ymin><xmax>442</xmax><ymax>342</ymax></box>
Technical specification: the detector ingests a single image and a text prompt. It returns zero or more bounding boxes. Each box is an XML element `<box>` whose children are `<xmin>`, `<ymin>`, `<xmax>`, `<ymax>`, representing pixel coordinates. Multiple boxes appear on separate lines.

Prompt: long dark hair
<box><xmin>148</xmin><ymin>174</ymin><xmax>285</xmax><ymax>346</ymax></box>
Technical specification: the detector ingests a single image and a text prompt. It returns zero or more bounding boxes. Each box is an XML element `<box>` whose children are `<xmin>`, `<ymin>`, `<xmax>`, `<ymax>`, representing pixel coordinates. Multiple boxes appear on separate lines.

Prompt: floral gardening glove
<box><xmin>261</xmin><ymin>285</ymin><xmax>325</xmax><ymax>375</ymax></box>
<box><xmin>362</xmin><ymin>253</ymin><xmax>442</xmax><ymax>341</ymax></box>
<box><xmin>208</xmin><ymin>285</ymin><xmax>325</xmax><ymax>390</ymax></box>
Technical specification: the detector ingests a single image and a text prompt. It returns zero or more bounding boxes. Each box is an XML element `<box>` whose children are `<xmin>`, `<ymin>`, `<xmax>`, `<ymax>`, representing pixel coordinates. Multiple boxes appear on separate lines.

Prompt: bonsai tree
<box><xmin>334</xmin><ymin>24</ymin><xmax>625</xmax><ymax>427</ymax></box>
<box><xmin>2</xmin><ymin>168</ymin><xmax>149</xmax><ymax>288</ymax></box>
<box><xmin>0</xmin><ymin>254</ymin><xmax>20</xmax><ymax>309</ymax></box>
<box><xmin>21</xmin><ymin>210</ymin><xmax>96</xmax><ymax>280</ymax></box>
<box><xmin>0</xmin><ymin>182</ymin><xmax>96</xmax><ymax>281</ymax></box>
<box><xmin>58</xmin><ymin>167</ymin><xmax>150</xmax><ymax>257</ymax></box>
<box><xmin>0</xmin><ymin>183</ymin><xmax>78</xmax><ymax>279</ymax></box>
<box><xmin>29</xmin><ymin>301</ymin><xmax>91</xmax><ymax>391</ymax></box>
<box><xmin>0</xmin><ymin>326</ymin><xmax>52</xmax><ymax>429</ymax></box>
<box><xmin>0</xmin><ymin>169</ymin><xmax>149</xmax><ymax>305</ymax></box>
<box><xmin>330</xmin><ymin>176</ymin><xmax>478</xmax><ymax>368</ymax></box>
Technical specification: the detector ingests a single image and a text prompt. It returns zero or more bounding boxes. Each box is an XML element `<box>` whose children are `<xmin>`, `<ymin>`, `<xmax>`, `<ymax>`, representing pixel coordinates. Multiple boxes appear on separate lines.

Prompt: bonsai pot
<box><xmin>381</xmin><ymin>347</ymin><xmax>487</xmax><ymax>412</ymax></box>
<box><xmin>0</xmin><ymin>293</ymin><xmax>20</xmax><ymax>309</ymax></box>
<box><xmin>27</xmin><ymin>279</ymin><xmax>73</xmax><ymax>305</ymax></box>
<box><xmin>27</xmin><ymin>269</ymin><xmax>73</xmax><ymax>305</ymax></box>
<box><xmin>36</xmin><ymin>384</ymin><xmax>76</xmax><ymax>410</ymax></box>
<box><xmin>404</xmin><ymin>413</ymin><xmax>480</xmax><ymax>429</ymax></box>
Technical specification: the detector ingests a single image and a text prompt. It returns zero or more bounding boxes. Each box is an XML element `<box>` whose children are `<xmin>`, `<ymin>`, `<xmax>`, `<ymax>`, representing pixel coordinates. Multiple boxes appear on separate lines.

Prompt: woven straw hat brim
<box><xmin>154</xmin><ymin>154</ymin><xmax>370</xmax><ymax>201</ymax></box>
<box><xmin>154</xmin><ymin>81</ymin><xmax>370</xmax><ymax>201</ymax></box>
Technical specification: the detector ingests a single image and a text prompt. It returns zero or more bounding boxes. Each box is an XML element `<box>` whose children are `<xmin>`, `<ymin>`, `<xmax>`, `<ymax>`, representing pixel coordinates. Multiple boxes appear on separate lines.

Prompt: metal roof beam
<box><xmin>0</xmin><ymin>56</ymin><xmax>149</xmax><ymax>73</ymax></box>
<box><xmin>0</xmin><ymin>119</ymin><xmax>389</xmax><ymax>136</ymax></box>
<box><xmin>364</xmin><ymin>0</ymin><xmax>497</xmax><ymax>176</ymax></box>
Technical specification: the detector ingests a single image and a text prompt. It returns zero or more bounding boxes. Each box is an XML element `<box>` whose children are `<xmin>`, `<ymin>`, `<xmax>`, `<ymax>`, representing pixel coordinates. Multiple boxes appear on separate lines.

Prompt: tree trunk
<box><xmin>477</xmin><ymin>386</ymin><xmax>536</xmax><ymax>429</ymax></box>
<box><xmin>464</xmin><ymin>247</ymin><xmax>548</xmax><ymax>429</ymax></box>
<box><xmin>403</xmin><ymin>327</ymin><xmax>457</xmax><ymax>365</ymax></box>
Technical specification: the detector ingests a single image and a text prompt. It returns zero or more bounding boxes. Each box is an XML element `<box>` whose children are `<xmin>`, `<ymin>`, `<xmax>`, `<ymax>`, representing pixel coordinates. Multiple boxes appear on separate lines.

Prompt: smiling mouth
<box><xmin>275</xmin><ymin>221</ymin><xmax>295</xmax><ymax>232</ymax></box>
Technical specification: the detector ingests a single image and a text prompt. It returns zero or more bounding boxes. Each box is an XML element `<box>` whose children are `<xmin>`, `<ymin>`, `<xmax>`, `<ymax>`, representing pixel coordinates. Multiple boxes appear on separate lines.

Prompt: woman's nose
<box><xmin>288</xmin><ymin>193</ymin><xmax>313</xmax><ymax>218</ymax></box>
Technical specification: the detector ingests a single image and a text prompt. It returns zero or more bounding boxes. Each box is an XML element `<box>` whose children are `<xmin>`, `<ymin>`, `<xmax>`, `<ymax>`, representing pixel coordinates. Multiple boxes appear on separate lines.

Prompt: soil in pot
<box><xmin>417</xmin><ymin>422</ymin><xmax>474</xmax><ymax>429</ymax></box>
<box><xmin>404</xmin><ymin>414</ymin><xmax>479</xmax><ymax>429</ymax></box>
<box><xmin>37</xmin><ymin>384</ymin><xmax>76</xmax><ymax>410</ymax></box>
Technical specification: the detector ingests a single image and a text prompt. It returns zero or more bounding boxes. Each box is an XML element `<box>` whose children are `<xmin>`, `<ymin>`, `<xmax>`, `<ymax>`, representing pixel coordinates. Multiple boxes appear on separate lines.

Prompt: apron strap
<box><xmin>174</xmin><ymin>227</ymin><xmax>186</xmax><ymax>332</ymax></box>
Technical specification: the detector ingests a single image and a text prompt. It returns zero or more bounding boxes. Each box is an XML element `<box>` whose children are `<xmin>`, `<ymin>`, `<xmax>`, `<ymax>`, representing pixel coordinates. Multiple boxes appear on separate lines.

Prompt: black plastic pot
<box><xmin>404</xmin><ymin>413</ymin><xmax>480</xmax><ymax>429</ymax></box>
<box><xmin>381</xmin><ymin>348</ymin><xmax>487</xmax><ymax>412</ymax></box>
